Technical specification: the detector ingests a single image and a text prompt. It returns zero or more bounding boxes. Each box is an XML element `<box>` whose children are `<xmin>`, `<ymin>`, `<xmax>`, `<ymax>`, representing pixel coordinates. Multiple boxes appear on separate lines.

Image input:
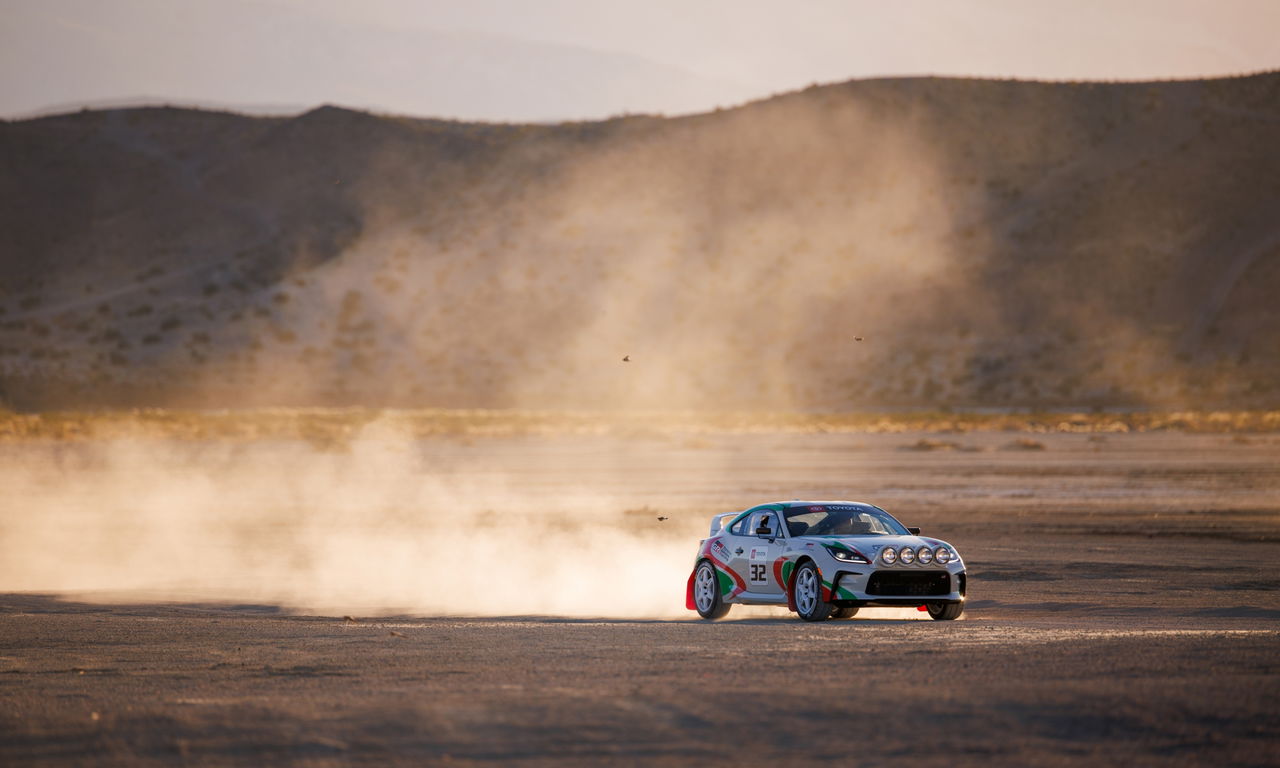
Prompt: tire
<box><xmin>927</xmin><ymin>601</ymin><xmax>964</xmax><ymax>621</ymax></box>
<box><xmin>793</xmin><ymin>561</ymin><xmax>833</xmax><ymax>622</ymax></box>
<box><xmin>693</xmin><ymin>561</ymin><xmax>731</xmax><ymax>619</ymax></box>
<box><xmin>831</xmin><ymin>605</ymin><xmax>860</xmax><ymax>620</ymax></box>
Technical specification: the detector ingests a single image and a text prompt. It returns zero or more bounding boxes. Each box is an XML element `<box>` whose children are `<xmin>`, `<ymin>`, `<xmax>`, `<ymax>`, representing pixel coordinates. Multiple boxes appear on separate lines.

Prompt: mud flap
<box><xmin>685</xmin><ymin>569</ymin><xmax>697</xmax><ymax>611</ymax></box>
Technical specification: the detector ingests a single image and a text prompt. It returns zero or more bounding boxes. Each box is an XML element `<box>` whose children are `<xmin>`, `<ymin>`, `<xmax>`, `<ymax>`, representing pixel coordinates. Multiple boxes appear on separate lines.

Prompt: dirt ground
<box><xmin>2</xmin><ymin>430</ymin><xmax>1279</xmax><ymax>766</ymax></box>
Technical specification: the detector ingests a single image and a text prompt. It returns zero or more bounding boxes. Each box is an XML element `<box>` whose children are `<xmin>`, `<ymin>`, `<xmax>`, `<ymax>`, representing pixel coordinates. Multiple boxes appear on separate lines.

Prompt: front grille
<box><xmin>866</xmin><ymin>570</ymin><xmax>950</xmax><ymax>596</ymax></box>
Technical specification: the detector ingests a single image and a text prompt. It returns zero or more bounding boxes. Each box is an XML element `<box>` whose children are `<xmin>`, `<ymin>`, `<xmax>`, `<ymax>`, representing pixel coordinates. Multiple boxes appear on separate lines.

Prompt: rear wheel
<box><xmin>793</xmin><ymin>562</ymin><xmax>833</xmax><ymax>622</ymax></box>
<box><xmin>927</xmin><ymin>601</ymin><xmax>964</xmax><ymax>621</ymax></box>
<box><xmin>831</xmin><ymin>605</ymin><xmax>860</xmax><ymax>620</ymax></box>
<box><xmin>694</xmin><ymin>561</ymin><xmax>731</xmax><ymax>619</ymax></box>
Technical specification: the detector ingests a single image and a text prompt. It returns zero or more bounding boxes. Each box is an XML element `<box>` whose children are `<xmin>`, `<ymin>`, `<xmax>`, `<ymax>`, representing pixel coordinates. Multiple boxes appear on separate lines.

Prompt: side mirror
<box><xmin>908</xmin><ymin>527</ymin><xmax>921</xmax><ymax>535</ymax></box>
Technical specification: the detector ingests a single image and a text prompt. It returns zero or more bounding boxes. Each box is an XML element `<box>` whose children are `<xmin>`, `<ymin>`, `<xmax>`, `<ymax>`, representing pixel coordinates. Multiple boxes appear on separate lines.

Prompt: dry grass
<box><xmin>0</xmin><ymin>408</ymin><xmax>1279</xmax><ymax>443</ymax></box>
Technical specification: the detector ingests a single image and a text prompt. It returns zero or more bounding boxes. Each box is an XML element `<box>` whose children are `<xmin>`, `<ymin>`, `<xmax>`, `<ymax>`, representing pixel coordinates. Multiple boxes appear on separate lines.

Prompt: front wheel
<box><xmin>693</xmin><ymin>561</ymin><xmax>731</xmax><ymax>619</ymax></box>
<box><xmin>793</xmin><ymin>562</ymin><xmax>833</xmax><ymax>622</ymax></box>
<box><xmin>927</xmin><ymin>601</ymin><xmax>964</xmax><ymax>621</ymax></box>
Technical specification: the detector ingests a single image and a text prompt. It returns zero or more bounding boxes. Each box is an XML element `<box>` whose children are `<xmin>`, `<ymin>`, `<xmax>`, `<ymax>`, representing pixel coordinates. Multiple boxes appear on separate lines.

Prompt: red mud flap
<box><xmin>685</xmin><ymin>570</ymin><xmax>697</xmax><ymax>611</ymax></box>
<box><xmin>917</xmin><ymin>605</ymin><xmax>929</xmax><ymax>612</ymax></box>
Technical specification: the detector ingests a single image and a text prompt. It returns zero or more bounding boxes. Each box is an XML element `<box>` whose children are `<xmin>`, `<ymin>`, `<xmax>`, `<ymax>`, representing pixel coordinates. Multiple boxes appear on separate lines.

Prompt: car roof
<box><xmin>775</xmin><ymin>501</ymin><xmax>880</xmax><ymax>509</ymax></box>
<box><xmin>724</xmin><ymin>501</ymin><xmax>883</xmax><ymax>526</ymax></box>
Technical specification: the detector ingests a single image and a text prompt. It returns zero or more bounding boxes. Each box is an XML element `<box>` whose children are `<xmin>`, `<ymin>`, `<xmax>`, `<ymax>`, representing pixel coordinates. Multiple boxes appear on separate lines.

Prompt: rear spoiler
<box><xmin>709</xmin><ymin>512</ymin><xmax>739</xmax><ymax>536</ymax></box>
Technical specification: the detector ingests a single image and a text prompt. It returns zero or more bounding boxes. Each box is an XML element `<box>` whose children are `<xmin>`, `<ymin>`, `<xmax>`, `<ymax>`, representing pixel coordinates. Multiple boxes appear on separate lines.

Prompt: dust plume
<box><xmin>3</xmin><ymin>75</ymin><xmax>1278</xmax><ymax>412</ymax></box>
<box><xmin>0</xmin><ymin>425</ymin><xmax>697</xmax><ymax>618</ymax></box>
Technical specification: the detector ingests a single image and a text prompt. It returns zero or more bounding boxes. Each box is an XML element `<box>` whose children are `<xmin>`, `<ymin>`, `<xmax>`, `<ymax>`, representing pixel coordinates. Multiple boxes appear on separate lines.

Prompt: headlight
<box><xmin>916</xmin><ymin>546</ymin><xmax>933</xmax><ymax>564</ymax></box>
<box><xmin>825</xmin><ymin>545</ymin><xmax>869</xmax><ymax>563</ymax></box>
<box><xmin>881</xmin><ymin>547</ymin><xmax>897</xmax><ymax>565</ymax></box>
<box><xmin>935</xmin><ymin>547</ymin><xmax>951</xmax><ymax>564</ymax></box>
<box><xmin>899</xmin><ymin>546</ymin><xmax>915</xmax><ymax>564</ymax></box>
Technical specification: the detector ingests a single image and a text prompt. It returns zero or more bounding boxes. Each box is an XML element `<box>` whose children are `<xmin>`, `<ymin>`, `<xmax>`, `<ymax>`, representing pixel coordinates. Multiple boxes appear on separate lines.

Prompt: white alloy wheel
<box><xmin>793</xmin><ymin>562</ymin><xmax>833</xmax><ymax>622</ymax></box>
<box><xmin>694</xmin><ymin>561</ymin><xmax>730</xmax><ymax>619</ymax></box>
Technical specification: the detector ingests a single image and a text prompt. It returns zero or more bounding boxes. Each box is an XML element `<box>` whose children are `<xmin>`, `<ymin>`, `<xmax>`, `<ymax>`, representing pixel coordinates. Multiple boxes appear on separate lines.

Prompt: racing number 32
<box><xmin>749</xmin><ymin>564</ymin><xmax>767</xmax><ymax>583</ymax></box>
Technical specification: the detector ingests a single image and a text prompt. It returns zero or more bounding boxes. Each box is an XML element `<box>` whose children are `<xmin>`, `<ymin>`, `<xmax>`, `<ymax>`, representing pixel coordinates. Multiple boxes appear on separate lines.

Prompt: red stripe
<box><xmin>705</xmin><ymin>551</ymin><xmax>746</xmax><ymax>598</ymax></box>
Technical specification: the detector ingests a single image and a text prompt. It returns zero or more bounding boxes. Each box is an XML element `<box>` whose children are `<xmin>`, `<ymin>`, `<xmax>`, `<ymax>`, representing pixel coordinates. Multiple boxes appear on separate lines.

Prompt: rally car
<box><xmin>687</xmin><ymin>501</ymin><xmax>966</xmax><ymax>621</ymax></box>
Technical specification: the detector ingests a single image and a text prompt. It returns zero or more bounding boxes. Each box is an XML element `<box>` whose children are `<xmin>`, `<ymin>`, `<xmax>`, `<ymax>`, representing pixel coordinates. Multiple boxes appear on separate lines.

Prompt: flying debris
<box><xmin>622</xmin><ymin>355</ymin><xmax>631</xmax><ymax>362</ymax></box>
<box><xmin>657</xmin><ymin>516</ymin><xmax>669</xmax><ymax>522</ymax></box>
<box><xmin>343</xmin><ymin>615</ymin><xmax>359</xmax><ymax>623</ymax></box>
<box><xmin>854</xmin><ymin>336</ymin><xmax>864</xmax><ymax>342</ymax></box>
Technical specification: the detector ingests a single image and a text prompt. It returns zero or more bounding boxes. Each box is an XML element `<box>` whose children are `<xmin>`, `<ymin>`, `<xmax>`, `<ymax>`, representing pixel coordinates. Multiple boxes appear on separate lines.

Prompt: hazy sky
<box><xmin>3</xmin><ymin>0</ymin><xmax>1278</xmax><ymax>121</ymax></box>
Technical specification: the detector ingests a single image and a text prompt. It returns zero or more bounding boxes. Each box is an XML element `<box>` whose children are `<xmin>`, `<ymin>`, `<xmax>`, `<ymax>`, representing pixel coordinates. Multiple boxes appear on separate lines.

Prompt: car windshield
<box><xmin>783</xmin><ymin>505</ymin><xmax>909</xmax><ymax>537</ymax></box>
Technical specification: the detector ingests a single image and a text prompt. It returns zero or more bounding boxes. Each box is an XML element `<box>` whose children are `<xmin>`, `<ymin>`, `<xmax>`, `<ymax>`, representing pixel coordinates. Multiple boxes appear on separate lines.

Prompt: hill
<box><xmin>1</xmin><ymin>73</ymin><xmax>1278</xmax><ymax>410</ymax></box>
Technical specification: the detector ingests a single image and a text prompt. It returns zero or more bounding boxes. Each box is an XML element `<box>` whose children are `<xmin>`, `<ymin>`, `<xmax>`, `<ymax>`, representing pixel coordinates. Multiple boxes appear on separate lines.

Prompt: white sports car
<box><xmin>686</xmin><ymin>501</ymin><xmax>967</xmax><ymax>621</ymax></box>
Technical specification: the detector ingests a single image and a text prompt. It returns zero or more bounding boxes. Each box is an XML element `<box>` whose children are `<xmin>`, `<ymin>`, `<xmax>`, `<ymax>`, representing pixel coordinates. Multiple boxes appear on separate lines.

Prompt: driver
<box><xmin>756</xmin><ymin>514</ymin><xmax>774</xmax><ymax>536</ymax></box>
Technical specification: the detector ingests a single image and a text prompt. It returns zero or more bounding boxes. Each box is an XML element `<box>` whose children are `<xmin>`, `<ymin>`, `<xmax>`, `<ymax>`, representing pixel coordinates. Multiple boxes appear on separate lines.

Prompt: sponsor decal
<box><xmin>702</xmin><ymin>537</ymin><xmax>746</xmax><ymax>598</ymax></box>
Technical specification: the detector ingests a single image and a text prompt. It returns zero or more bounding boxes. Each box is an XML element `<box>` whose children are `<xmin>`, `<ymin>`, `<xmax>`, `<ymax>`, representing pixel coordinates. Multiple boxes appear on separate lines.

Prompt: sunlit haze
<box><xmin>3</xmin><ymin>0</ymin><xmax>1278</xmax><ymax>120</ymax></box>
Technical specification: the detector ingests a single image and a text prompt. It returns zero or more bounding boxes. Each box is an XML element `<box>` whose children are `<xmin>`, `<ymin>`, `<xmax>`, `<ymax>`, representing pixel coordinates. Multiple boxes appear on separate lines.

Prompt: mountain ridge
<box><xmin>1</xmin><ymin>73</ymin><xmax>1278</xmax><ymax>410</ymax></box>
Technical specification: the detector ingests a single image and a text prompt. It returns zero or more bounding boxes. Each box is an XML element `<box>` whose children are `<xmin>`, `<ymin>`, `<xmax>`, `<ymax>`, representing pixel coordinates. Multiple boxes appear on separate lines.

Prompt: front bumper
<box><xmin>831</xmin><ymin>569</ymin><xmax>966</xmax><ymax>605</ymax></box>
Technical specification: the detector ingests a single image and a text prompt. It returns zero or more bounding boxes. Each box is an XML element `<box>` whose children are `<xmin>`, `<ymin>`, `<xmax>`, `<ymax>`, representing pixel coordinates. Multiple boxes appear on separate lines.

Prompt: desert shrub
<box><xmin>127</xmin><ymin>305</ymin><xmax>153</xmax><ymax>317</ymax></box>
<box><xmin>142</xmin><ymin>334</ymin><xmax>161</xmax><ymax>345</ymax></box>
<box><xmin>202</xmin><ymin>283</ymin><xmax>220</xmax><ymax>297</ymax></box>
<box><xmin>160</xmin><ymin>317</ymin><xmax>181</xmax><ymax>331</ymax></box>
<box><xmin>19</xmin><ymin>296</ymin><xmax>40</xmax><ymax>310</ymax></box>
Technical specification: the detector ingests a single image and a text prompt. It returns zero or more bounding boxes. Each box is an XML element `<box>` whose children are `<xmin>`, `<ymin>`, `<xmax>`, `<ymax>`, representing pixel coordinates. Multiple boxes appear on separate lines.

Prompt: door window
<box><xmin>751</xmin><ymin>511</ymin><xmax>780</xmax><ymax>538</ymax></box>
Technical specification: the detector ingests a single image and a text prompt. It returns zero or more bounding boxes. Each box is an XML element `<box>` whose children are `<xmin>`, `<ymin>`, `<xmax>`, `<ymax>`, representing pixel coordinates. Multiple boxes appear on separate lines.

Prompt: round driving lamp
<box><xmin>917</xmin><ymin>546</ymin><xmax>934</xmax><ymax>564</ymax></box>
<box><xmin>881</xmin><ymin>547</ymin><xmax>897</xmax><ymax>565</ymax></box>
<box><xmin>935</xmin><ymin>547</ymin><xmax>952</xmax><ymax>564</ymax></box>
<box><xmin>899</xmin><ymin>546</ymin><xmax>915</xmax><ymax>565</ymax></box>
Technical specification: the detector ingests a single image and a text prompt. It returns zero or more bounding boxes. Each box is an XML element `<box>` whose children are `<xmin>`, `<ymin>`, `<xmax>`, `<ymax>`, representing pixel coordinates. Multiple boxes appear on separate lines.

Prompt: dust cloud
<box><xmin>0</xmin><ymin>426</ymin><xmax>696</xmax><ymax>618</ymax></box>
<box><xmin>164</xmin><ymin>93</ymin><xmax>979</xmax><ymax>412</ymax></box>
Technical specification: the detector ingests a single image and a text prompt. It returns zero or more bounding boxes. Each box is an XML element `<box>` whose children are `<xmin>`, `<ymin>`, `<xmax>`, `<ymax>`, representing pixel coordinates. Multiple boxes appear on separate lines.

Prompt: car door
<box><xmin>730</xmin><ymin>509</ymin><xmax>786</xmax><ymax>596</ymax></box>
